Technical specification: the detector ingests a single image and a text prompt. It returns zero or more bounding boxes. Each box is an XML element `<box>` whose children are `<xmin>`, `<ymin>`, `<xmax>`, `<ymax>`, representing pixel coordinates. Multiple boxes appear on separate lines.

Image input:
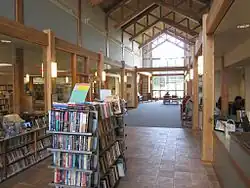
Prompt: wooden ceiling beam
<box><xmin>105</xmin><ymin>0</ymin><xmax>131</xmax><ymax>15</ymax></box>
<box><xmin>206</xmin><ymin>0</ymin><xmax>234</xmax><ymax>34</ymax></box>
<box><xmin>137</xmin><ymin>66</ymin><xmax>187</xmax><ymax>72</ymax></box>
<box><xmin>156</xmin><ymin>0</ymin><xmax>201</xmax><ymax>23</ymax></box>
<box><xmin>115</xmin><ymin>3</ymin><xmax>158</xmax><ymax>29</ymax></box>
<box><xmin>160</xmin><ymin>17</ymin><xmax>198</xmax><ymax>36</ymax></box>
<box><xmin>139</xmin><ymin>25</ymin><xmax>194</xmax><ymax>49</ymax></box>
<box><xmin>152</xmin><ymin>73</ymin><xmax>184</xmax><ymax>76</ymax></box>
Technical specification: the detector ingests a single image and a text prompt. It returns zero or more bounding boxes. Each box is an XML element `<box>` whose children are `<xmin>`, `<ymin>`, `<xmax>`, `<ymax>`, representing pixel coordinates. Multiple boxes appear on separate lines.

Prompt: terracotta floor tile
<box><xmin>0</xmin><ymin>127</ymin><xmax>221</xmax><ymax>188</ymax></box>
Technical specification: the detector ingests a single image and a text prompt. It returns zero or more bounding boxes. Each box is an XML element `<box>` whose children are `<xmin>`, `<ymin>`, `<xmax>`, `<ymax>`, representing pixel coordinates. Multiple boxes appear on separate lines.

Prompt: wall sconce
<box><xmin>41</xmin><ymin>63</ymin><xmax>44</xmax><ymax>77</ymax></box>
<box><xmin>65</xmin><ymin>76</ymin><xmax>69</xmax><ymax>83</ymax></box>
<box><xmin>185</xmin><ymin>73</ymin><xmax>190</xmax><ymax>82</ymax></box>
<box><xmin>189</xmin><ymin>68</ymin><xmax>193</xmax><ymax>80</ymax></box>
<box><xmin>51</xmin><ymin>62</ymin><xmax>57</xmax><ymax>78</ymax></box>
<box><xmin>198</xmin><ymin>56</ymin><xmax>204</xmax><ymax>75</ymax></box>
<box><xmin>25</xmin><ymin>74</ymin><xmax>30</xmax><ymax>83</ymax></box>
<box><xmin>102</xmin><ymin>71</ymin><xmax>106</xmax><ymax>82</ymax></box>
<box><xmin>95</xmin><ymin>71</ymin><xmax>97</xmax><ymax>77</ymax></box>
<box><xmin>124</xmin><ymin>75</ymin><xmax>127</xmax><ymax>83</ymax></box>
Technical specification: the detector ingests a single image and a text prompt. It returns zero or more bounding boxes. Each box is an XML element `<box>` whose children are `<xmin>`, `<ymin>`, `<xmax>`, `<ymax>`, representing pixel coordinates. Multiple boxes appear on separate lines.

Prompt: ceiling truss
<box><xmin>100</xmin><ymin>0</ymin><xmax>210</xmax><ymax>50</ymax></box>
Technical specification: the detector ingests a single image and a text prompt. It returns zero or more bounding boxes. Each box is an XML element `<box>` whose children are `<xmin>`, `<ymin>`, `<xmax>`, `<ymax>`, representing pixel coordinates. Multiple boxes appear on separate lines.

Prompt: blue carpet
<box><xmin>124</xmin><ymin>101</ymin><xmax>182</xmax><ymax>128</ymax></box>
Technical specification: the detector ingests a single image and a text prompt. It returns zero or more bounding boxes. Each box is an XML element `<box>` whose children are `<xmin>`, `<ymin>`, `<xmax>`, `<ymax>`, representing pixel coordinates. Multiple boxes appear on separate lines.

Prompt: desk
<box><xmin>213</xmin><ymin>131</ymin><xmax>250</xmax><ymax>188</ymax></box>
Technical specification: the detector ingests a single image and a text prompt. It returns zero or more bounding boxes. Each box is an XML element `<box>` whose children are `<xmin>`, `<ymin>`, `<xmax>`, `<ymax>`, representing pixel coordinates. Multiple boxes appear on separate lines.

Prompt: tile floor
<box><xmin>0</xmin><ymin>127</ymin><xmax>221</xmax><ymax>188</ymax></box>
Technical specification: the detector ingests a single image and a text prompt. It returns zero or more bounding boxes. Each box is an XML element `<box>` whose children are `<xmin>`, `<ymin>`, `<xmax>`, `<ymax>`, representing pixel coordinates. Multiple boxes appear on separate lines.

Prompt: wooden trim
<box><xmin>137</xmin><ymin>66</ymin><xmax>187</xmax><ymax>72</ymax></box>
<box><xmin>195</xmin><ymin>31</ymin><xmax>202</xmax><ymax>56</ymax></box>
<box><xmin>201</xmin><ymin>14</ymin><xmax>214</xmax><ymax>162</ymax></box>
<box><xmin>192</xmin><ymin>55</ymin><xmax>199</xmax><ymax>130</ymax></box>
<box><xmin>0</xmin><ymin>16</ymin><xmax>48</xmax><ymax>46</ymax></box>
<box><xmin>15</xmin><ymin>0</ymin><xmax>24</xmax><ymax>24</ymax></box>
<box><xmin>134</xmin><ymin>66</ymin><xmax>138</xmax><ymax>108</ymax></box>
<box><xmin>152</xmin><ymin>73</ymin><xmax>184</xmax><ymax>76</ymax></box>
<box><xmin>55</xmin><ymin>38</ymin><xmax>99</xmax><ymax>61</ymax></box>
<box><xmin>206</xmin><ymin>0</ymin><xmax>235</xmax><ymax>35</ymax></box>
<box><xmin>71</xmin><ymin>53</ymin><xmax>77</xmax><ymax>89</ymax></box>
<box><xmin>77</xmin><ymin>0</ymin><xmax>82</xmax><ymax>47</ymax></box>
<box><xmin>43</xmin><ymin>30</ymin><xmax>55</xmax><ymax>111</ymax></box>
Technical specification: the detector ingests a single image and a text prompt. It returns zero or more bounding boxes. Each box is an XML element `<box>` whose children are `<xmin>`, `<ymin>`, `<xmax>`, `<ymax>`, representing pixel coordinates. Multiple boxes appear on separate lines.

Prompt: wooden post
<box><xmin>220</xmin><ymin>56</ymin><xmax>228</xmax><ymax>116</ymax></box>
<box><xmin>97</xmin><ymin>52</ymin><xmax>104</xmax><ymax>98</ymax></box>
<box><xmin>29</xmin><ymin>76</ymin><xmax>33</xmax><ymax>92</ymax></box>
<box><xmin>134</xmin><ymin>66</ymin><xmax>138</xmax><ymax>108</ymax></box>
<box><xmin>15</xmin><ymin>0</ymin><xmax>24</xmax><ymax>24</ymax></box>
<box><xmin>13</xmin><ymin>48</ymin><xmax>24</xmax><ymax>114</ymax></box>
<box><xmin>43</xmin><ymin>30</ymin><xmax>55</xmax><ymax>112</ymax></box>
<box><xmin>13</xmin><ymin>0</ymin><xmax>24</xmax><ymax>114</ymax></box>
<box><xmin>150</xmin><ymin>76</ymin><xmax>153</xmax><ymax>97</ymax></box>
<box><xmin>120</xmin><ymin>61</ymin><xmax>125</xmax><ymax>99</ymax></box>
<box><xmin>84</xmin><ymin>56</ymin><xmax>91</xmax><ymax>101</ymax></box>
<box><xmin>192</xmin><ymin>55</ymin><xmax>199</xmax><ymax>130</ymax></box>
<box><xmin>71</xmin><ymin>53</ymin><xmax>77</xmax><ymax>89</ymax></box>
<box><xmin>77</xmin><ymin>0</ymin><xmax>82</xmax><ymax>47</ymax></box>
<box><xmin>105</xmin><ymin>15</ymin><xmax>109</xmax><ymax>57</ymax></box>
<box><xmin>202</xmin><ymin>14</ymin><xmax>214</xmax><ymax>162</ymax></box>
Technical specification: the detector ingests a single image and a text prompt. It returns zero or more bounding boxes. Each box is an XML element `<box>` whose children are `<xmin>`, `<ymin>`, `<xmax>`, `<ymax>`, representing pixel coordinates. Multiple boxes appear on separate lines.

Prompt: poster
<box><xmin>100</xmin><ymin>89</ymin><xmax>112</xmax><ymax>101</ymax></box>
<box><xmin>69</xmin><ymin>83</ymin><xmax>90</xmax><ymax>103</ymax></box>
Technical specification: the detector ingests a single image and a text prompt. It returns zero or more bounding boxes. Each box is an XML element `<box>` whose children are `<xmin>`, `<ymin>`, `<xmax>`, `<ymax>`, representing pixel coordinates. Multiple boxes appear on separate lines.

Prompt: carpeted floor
<box><xmin>125</xmin><ymin>101</ymin><xmax>182</xmax><ymax>128</ymax></box>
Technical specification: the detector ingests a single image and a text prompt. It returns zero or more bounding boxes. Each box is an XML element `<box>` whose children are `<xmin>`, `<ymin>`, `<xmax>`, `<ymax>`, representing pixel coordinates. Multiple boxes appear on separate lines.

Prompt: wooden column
<box><xmin>29</xmin><ymin>76</ymin><xmax>34</xmax><ymax>92</ymax></box>
<box><xmin>71</xmin><ymin>53</ymin><xmax>77</xmax><ymax>89</ymax></box>
<box><xmin>134</xmin><ymin>67</ymin><xmax>138</xmax><ymax>108</ymax></box>
<box><xmin>13</xmin><ymin>0</ymin><xmax>24</xmax><ymax>114</ymax></box>
<box><xmin>43</xmin><ymin>30</ymin><xmax>55</xmax><ymax>111</ymax></box>
<box><xmin>220</xmin><ymin>56</ymin><xmax>228</xmax><ymax>116</ymax></box>
<box><xmin>84</xmin><ymin>56</ymin><xmax>91</xmax><ymax>101</ymax></box>
<box><xmin>150</xmin><ymin>76</ymin><xmax>153</xmax><ymax>96</ymax></box>
<box><xmin>13</xmin><ymin>48</ymin><xmax>24</xmax><ymax>113</ymax></box>
<box><xmin>77</xmin><ymin>0</ymin><xmax>82</xmax><ymax>47</ymax></box>
<box><xmin>120</xmin><ymin>61</ymin><xmax>125</xmax><ymax>99</ymax></box>
<box><xmin>97</xmin><ymin>52</ymin><xmax>104</xmax><ymax>97</ymax></box>
<box><xmin>202</xmin><ymin>14</ymin><xmax>214</xmax><ymax>162</ymax></box>
<box><xmin>192</xmin><ymin>55</ymin><xmax>199</xmax><ymax>130</ymax></box>
<box><xmin>15</xmin><ymin>0</ymin><xmax>24</xmax><ymax>24</ymax></box>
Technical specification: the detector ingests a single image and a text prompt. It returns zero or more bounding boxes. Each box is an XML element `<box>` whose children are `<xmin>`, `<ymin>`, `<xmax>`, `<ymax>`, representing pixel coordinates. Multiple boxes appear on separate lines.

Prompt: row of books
<box><xmin>49</xmin><ymin>110</ymin><xmax>98</xmax><ymax>133</ymax></box>
<box><xmin>52</xmin><ymin>134</ymin><xmax>97</xmax><ymax>152</ymax></box>
<box><xmin>99</xmin><ymin>118</ymin><xmax>116</xmax><ymax>136</ymax></box>
<box><xmin>37</xmin><ymin>137</ymin><xmax>51</xmax><ymax>151</ymax></box>
<box><xmin>99</xmin><ymin>103</ymin><xmax>114</xmax><ymax>120</ymax></box>
<box><xmin>101</xmin><ymin>158</ymin><xmax>126</xmax><ymax>188</ymax></box>
<box><xmin>6</xmin><ymin>143</ymin><xmax>34</xmax><ymax>165</ymax></box>
<box><xmin>100</xmin><ymin>142</ymin><xmax>121</xmax><ymax>174</ymax></box>
<box><xmin>100</xmin><ymin>133</ymin><xmax>116</xmax><ymax>152</ymax></box>
<box><xmin>53</xmin><ymin>170</ymin><xmax>98</xmax><ymax>187</ymax></box>
<box><xmin>6</xmin><ymin>133</ymin><xmax>33</xmax><ymax>150</ymax></box>
<box><xmin>52</xmin><ymin>152</ymin><xmax>98</xmax><ymax>170</ymax></box>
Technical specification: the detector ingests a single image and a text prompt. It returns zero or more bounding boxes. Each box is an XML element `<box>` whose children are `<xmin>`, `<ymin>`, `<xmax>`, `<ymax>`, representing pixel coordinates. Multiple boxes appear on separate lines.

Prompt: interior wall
<box><xmin>0</xmin><ymin>0</ymin><xmax>142</xmax><ymax>67</ymax></box>
<box><xmin>245</xmin><ymin>65</ymin><xmax>250</xmax><ymax>111</ymax></box>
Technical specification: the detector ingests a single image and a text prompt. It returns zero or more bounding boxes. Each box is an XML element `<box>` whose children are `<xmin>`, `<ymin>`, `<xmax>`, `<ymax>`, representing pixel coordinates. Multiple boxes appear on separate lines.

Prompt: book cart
<box><xmin>0</xmin><ymin>114</ymin><xmax>51</xmax><ymax>183</ymax></box>
<box><xmin>47</xmin><ymin>99</ymin><xmax>127</xmax><ymax>188</ymax></box>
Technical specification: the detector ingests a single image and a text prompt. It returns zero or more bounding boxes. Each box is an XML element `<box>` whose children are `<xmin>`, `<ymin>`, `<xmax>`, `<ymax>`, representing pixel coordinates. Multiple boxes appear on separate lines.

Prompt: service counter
<box><xmin>213</xmin><ymin>131</ymin><xmax>250</xmax><ymax>188</ymax></box>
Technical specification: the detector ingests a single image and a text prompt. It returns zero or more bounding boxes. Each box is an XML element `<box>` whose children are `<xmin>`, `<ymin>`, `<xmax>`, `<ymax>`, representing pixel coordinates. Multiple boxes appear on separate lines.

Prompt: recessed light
<box><xmin>237</xmin><ymin>24</ymin><xmax>250</xmax><ymax>29</ymax></box>
<box><xmin>0</xmin><ymin>39</ymin><xmax>11</xmax><ymax>43</ymax></box>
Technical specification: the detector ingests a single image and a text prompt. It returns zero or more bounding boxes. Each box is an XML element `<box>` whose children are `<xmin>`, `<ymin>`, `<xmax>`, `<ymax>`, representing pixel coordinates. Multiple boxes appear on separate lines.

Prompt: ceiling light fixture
<box><xmin>0</xmin><ymin>39</ymin><xmax>11</xmax><ymax>43</ymax></box>
<box><xmin>237</xmin><ymin>24</ymin><xmax>250</xmax><ymax>29</ymax></box>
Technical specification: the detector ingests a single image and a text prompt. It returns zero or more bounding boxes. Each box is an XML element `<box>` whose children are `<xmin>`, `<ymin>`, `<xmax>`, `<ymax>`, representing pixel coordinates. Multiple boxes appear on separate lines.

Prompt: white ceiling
<box><xmin>214</xmin><ymin>0</ymin><xmax>250</xmax><ymax>56</ymax></box>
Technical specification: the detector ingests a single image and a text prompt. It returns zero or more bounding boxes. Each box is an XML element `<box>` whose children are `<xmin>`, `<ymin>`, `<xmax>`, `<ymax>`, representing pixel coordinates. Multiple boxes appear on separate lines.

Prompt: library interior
<box><xmin>0</xmin><ymin>0</ymin><xmax>249</xmax><ymax>188</ymax></box>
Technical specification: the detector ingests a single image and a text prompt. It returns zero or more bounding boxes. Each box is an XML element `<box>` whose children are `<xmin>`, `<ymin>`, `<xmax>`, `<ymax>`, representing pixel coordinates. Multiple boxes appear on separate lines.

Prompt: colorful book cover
<box><xmin>69</xmin><ymin>83</ymin><xmax>90</xmax><ymax>103</ymax></box>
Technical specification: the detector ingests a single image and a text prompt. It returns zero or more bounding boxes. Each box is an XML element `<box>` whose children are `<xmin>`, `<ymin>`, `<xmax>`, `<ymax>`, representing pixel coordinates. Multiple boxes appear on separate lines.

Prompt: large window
<box><xmin>152</xmin><ymin>75</ymin><xmax>184</xmax><ymax>98</ymax></box>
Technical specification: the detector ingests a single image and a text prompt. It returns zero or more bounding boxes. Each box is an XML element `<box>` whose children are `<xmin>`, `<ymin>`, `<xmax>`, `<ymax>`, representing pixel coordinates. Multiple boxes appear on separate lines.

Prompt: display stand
<box><xmin>0</xmin><ymin>114</ymin><xmax>51</xmax><ymax>183</ymax></box>
<box><xmin>47</xmin><ymin>103</ymin><xmax>99</xmax><ymax>187</ymax></box>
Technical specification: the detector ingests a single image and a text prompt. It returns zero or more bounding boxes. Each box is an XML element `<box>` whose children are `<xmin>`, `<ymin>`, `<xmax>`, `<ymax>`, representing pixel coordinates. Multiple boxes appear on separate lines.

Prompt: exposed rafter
<box><xmin>115</xmin><ymin>3</ymin><xmax>158</xmax><ymax>29</ymax></box>
<box><xmin>105</xmin><ymin>0</ymin><xmax>131</xmax><ymax>15</ymax></box>
<box><xmin>156</xmin><ymin>0</ymin><xmax>201</xmax><ymax>23</ymax></box>
<box><xmin>144</xmin><ymin>34</ymin><xmax>190</xmax><ymax>55</ymax></box>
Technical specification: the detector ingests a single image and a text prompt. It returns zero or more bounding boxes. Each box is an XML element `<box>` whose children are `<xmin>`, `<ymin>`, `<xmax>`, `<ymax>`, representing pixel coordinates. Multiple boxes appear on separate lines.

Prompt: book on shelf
<box><xmin>48</xmin><ymin>103</ymin><xmax>99</xmax><ymax>187</ymax></box>
<box><xmin>0</xmin><ymin>113</ymin><xmax>51</xmax><ymax>183</ymax></box>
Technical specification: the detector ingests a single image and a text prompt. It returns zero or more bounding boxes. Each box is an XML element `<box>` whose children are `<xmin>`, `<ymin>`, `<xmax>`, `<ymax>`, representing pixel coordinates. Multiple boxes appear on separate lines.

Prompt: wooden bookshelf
<box><xmin>0</xmin><ymin>124</ymin><xmax>52</xmax><ymax>182</ymax></box>
<box><xmin>0</xmin><ymin>84</ymin><xmax>13</xmax><ymax>115</ymax></box>
<box><xmin>99</xmin><ymin>98</ymin><xmax>127</xmax><ymax>188</ymax></box>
